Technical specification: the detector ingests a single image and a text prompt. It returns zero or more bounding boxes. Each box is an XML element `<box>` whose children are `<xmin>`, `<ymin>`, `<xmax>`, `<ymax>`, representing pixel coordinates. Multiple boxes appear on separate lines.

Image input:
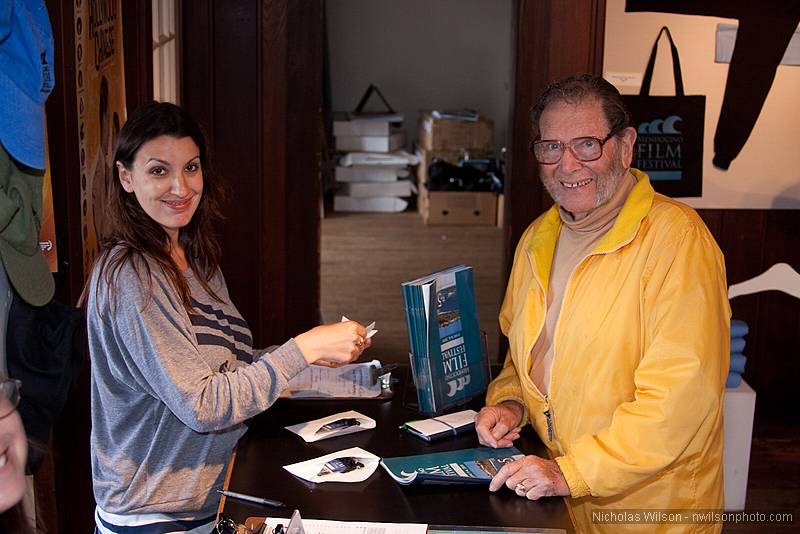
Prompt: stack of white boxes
<box><xmin>333</xmin><ymin>115</ymin><xmax>415</xmax><ymax>213</ymax></box>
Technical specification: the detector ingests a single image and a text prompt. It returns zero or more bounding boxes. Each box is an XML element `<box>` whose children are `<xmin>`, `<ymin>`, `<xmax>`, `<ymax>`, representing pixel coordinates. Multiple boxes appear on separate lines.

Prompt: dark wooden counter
<box><xmin>221</xmin><ymin>367</ymin><xmax>575</xmax><ymax>532</ymax></box>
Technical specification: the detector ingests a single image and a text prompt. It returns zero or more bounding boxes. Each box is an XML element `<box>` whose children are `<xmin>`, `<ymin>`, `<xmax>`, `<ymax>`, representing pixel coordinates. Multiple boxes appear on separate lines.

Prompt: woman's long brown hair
<box><xmin>94</xmin><ymin>101</ymin><xmax>226</xmax><ymax>313</ymax></box>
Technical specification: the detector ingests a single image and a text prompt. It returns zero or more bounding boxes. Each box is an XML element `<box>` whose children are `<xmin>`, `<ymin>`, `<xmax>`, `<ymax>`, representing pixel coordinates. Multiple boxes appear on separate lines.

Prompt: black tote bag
<box><xmin>625</xmin><ymin>26</ymin><xmax>705</xmax><ymax>197</ymax></box>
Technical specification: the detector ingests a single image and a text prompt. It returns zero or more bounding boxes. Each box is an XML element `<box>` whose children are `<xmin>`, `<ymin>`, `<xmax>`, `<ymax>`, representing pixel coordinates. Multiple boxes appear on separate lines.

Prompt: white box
<box><xmin>339</xmin><ymin>181</ymin><xmax>413</xmax><ymax>198</ymax></box>
<box><xmin>335</xmin><ymin>132</ymin><xmax>406</xmax><ymax>153</ymax></box>
<box><xmin>333</xmin><ymin>196</ymin><xmax>408</xmax><ymax>213</ymax></box>
<box><xmin>723</xmin><ymin>379</ymin><xmax>756</xmax><ymax>511</ymax></box>
<box><xmin>335</xmin><ymin>165</ymin><xmax>409</xmax><ymax>183</ymax></box>
<box><xmin>333</xmin><ymin>115</ymin><xmax>403</xmax><ymax>136</ymax></box>
<box><xmin>339</xmin><ymin>151</ymin><xmax>418</xmax><ymax>167</ymax></box>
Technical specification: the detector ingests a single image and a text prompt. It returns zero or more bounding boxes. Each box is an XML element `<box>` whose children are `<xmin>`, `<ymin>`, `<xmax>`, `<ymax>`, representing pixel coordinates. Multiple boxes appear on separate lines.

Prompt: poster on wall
<box><xmin>74</xmin><ymin>0</ymin><xmax>126</xmax><ymax>277</ymax></box>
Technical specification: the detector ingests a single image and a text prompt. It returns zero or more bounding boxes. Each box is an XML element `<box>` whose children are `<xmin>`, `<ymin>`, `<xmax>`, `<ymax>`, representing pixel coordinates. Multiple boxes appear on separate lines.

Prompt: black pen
<box><xmin>217</xmin><ymin>489</ymin><xmax>285</xmax><ymax>507</ymax></box>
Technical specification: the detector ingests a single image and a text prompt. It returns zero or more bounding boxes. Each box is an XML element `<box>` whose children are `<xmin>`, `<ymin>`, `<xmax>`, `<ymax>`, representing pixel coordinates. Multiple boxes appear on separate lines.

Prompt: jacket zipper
<box><xmin>543</xmin><ymin>396</ymin><xmax>564</xmax><ymax>455</ymax></box>
<box><xmin>525</xmin><ymin>200</ymin><xmax>643</xmax><ymax>459</ymax></box>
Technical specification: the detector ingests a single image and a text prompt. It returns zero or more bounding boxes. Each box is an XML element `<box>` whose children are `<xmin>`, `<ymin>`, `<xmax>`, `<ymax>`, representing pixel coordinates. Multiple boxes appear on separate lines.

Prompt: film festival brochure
<box><xmin>401</xmin><ymin>265</ymin><xmax>488</xmax><ymax>415</ymax></box>
<box><xmin>381</xmin><ymin>446</ymin><xmax>523</xmax><ymax>486</ymax></box>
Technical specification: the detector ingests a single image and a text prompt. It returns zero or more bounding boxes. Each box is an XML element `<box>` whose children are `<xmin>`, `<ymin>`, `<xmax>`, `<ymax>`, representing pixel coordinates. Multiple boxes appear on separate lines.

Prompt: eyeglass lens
<box><xmin>533</xmin><ymin>136</ymin><xmax>604</xmax><ymax>164</ymax></box>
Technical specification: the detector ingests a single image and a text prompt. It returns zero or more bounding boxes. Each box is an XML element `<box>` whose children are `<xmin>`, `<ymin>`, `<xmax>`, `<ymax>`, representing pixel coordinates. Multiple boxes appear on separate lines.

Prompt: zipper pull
<box><xmin>544</xmin><ymin>408</ymin><xmax>554</xmax><ymax>442</ymax></box>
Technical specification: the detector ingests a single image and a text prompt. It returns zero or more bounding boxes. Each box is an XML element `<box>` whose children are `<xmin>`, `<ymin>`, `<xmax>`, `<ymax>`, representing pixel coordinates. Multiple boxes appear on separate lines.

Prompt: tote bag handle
<box><xmin>640</xmin><ymin>26</ymin><xmax>685</xmax><ymax>97</ymax></box>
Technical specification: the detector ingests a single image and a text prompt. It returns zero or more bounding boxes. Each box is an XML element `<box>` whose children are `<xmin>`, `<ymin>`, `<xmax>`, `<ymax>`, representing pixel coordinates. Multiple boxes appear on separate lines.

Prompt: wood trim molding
<box><xmin>507</xmin><ymin>0</ymin><xmax>607</xmax><ymax>257</ymax></box>
<box><xmin>183</xmin><ymin>0</ymin><xmax>322</xmax><ymax>345</ymax></box>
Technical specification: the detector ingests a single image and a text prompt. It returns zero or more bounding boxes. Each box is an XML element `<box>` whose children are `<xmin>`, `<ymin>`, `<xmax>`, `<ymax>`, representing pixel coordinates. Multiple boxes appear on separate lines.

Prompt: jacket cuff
<box><xmin>555</xmin><ymin>455</ymin><xmax>591</xmax><ymax>498</ymax></box>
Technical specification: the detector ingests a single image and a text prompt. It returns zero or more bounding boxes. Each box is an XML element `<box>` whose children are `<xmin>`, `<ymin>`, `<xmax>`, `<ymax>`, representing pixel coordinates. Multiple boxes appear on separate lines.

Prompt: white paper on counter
<box><xmin>263</xmin><ymin>515</ymin><xmax>428</xmax><ymax>534</ymax></box>
<box><xmin>285</xmin><ymin>410</ymin><xmax>376</xmax><ymax>443</ymax></box>
<box><xmin>280</xmin><ymin>360</ymin><xmax>383</xmax><ymax>399</ymax></box>
<box><xmin>283</xmin><ymin>447</ymin><xmax>379</xmax><ymax>484</ymax></box>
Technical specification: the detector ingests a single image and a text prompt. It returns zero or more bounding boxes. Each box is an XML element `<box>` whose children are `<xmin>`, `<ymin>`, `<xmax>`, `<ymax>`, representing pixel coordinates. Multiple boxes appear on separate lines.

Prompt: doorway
<box><xmin>321</xmin><ymin>1</ymin><xmax>515</xmax><ymax>363</ymax></box>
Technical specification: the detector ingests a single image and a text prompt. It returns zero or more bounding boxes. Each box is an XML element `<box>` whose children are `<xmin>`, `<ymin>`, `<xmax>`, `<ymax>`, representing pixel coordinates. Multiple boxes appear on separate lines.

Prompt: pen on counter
<box><xmin>217</xmin><ymin>489</ymin><xmax>285</xmax><ymax>508</ymax></box>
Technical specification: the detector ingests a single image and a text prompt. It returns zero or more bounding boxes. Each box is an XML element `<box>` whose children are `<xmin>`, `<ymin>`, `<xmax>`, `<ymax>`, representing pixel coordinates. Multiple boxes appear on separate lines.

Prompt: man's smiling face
<box><xmin>537</xmin><ymin>98</ymin><xmax>634</xmax><ymax>220</ymax></box>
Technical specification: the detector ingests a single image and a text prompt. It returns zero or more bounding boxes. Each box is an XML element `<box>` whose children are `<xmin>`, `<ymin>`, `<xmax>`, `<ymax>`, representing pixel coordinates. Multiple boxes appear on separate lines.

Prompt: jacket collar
<box><xmin>523</xmin><ymin>169</ymin><xmax>654</xmax><ymax>290</ymax></box>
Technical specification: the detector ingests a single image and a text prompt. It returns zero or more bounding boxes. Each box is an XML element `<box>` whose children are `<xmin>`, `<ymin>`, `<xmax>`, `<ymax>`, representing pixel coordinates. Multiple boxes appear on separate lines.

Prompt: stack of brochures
<box><xmin>401</xmin><ymin>265</ymin><xmax>488</xmax><ymax>415</ymax></box>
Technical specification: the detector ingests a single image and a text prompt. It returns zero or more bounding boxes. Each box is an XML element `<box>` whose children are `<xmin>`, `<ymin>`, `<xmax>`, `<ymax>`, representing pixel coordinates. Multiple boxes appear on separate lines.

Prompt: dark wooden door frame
<box><xmin>40</xmin><ymin>1</ymin><xmax>610</xmax><ymax>530</ymax></box>
<box><xmin>44</xmin><ymin>1</ymin><xmax>153</xmax><ymax>532</ymax></box>
<box><xmin>506</xmin><ymin>0</ymin><xmax>607</xmax><ymax>259</ymax></box>
<box><xmin>182</xmin><ymin>0</ymin><xmax>323</xmax><ymax>346</ymax></box>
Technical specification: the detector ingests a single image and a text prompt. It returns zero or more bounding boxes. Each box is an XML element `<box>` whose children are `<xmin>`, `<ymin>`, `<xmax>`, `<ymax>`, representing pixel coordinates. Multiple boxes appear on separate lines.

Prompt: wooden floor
<box><xmin>321</xmin><ymin>210</ymin><xmax>505</xmax><ymax>364</ymax></box>
<box><xmin>321</xmin><ymin>210</ymin><xmax>799</xmax><ymax>533</ymax></box>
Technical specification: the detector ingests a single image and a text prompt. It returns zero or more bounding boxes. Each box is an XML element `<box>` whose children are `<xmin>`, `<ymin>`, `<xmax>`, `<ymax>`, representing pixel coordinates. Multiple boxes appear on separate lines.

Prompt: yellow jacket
<box><xmin>487</xmin><ymin>170</ymin><xmax>730</xmax><ymax>533</ymax></box>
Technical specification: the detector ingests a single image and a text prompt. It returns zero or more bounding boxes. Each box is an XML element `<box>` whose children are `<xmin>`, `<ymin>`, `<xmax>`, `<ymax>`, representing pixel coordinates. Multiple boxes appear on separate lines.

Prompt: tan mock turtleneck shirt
<box><xmin>529</xmin><ymin>172</ymin><xmax>637</xmax><ymax>395</ymax></box>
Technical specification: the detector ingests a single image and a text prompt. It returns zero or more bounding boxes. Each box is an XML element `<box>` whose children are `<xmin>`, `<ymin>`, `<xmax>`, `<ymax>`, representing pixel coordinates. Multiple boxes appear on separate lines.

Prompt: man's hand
<box><xmin>489</xmin><ymin>455</ymin><xmax>570</xmax><ymax>500</ymax></box>
<box><xmin>475</xmin><ymin>401</ymin><xmax>524</xmax><ymax>448</ymax></box>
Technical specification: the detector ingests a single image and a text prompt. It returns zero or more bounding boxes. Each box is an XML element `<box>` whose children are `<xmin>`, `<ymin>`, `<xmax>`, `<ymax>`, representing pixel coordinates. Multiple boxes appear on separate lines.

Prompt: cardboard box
<box><xmin>418</xmin><ymin>182</ymin><xmax>497</xmax><ymax>225</ymax></box>
<box><xmin>338</xmin><ymin>180</ymin><xmax>413</xmax><ymax>198</ymax></box>
<box><xmin>335</xmin><ymin>165</ymin><xmax>409</xmax><ymax>183</ymax></box>
<box><xmin>333</xmin><ymin>115</ymin><xmax>403</xmax><ymax>137</ymax></box>
<box><xmin>335</xmin><ymin>132</ymin><xmax>406</xmax><ymax>153</ymax></box>
<box><xmin>418</xmin><ymin>111</ymin><xmax>493</xmax><ymax>151</ymax></box>
<box><xmin>416</xmin><ymin>146</ymin><xmax>493</xmax><ymax>187</ymax></box>
<box><xmin>333</xmin><ymin>195</ymin><xmax>408</xmax><ymax>213</ymax></box>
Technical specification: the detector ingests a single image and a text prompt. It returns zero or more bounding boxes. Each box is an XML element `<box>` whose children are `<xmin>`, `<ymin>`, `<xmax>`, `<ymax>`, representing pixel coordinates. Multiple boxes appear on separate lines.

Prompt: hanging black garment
<box><xmin>626</xmin><ymin>0</ymin><xmax>800</xmax><ymax>170</ymax></box>
<box><xmin>6</xmin><ymin>289</ymin><xmax>84</xmax><ymax>473</ymax></box>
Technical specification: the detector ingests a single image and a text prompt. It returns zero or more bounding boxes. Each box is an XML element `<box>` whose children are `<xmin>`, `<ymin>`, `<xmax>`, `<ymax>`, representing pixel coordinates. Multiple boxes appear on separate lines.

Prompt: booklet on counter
<box><xmin>381</xmin><ymin>447</ymin><xmax>522</xmax><ymax>486</ymax></box>
<box><xmin>401</xmin><ymin>409</ymin><xmax>477</xmax><ymax>441</ymax></box>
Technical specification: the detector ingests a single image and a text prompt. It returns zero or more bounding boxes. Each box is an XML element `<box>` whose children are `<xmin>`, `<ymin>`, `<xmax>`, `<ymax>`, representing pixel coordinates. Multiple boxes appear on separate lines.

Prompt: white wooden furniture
<box><xmin>723</xmin><ymin>379</ymin><xmax>756</xmax><ymax>511</ymax></box>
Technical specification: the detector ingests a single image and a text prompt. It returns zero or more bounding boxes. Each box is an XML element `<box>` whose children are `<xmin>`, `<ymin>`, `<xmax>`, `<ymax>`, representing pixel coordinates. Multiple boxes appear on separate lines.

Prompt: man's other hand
<box><xmin>475</xmin><ymin>401</ymin><xmax>524</xmax><ymax>448</ymax></box>
<box><xmin>489</xmin><ymin>455</ymin><xmax>570</xmax><ymax>500</ymax></box>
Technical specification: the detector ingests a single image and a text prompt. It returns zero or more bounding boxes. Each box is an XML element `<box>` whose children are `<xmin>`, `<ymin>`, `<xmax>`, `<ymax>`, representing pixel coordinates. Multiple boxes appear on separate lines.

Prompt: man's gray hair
<box><xmin>530</xmin><ymin>74</ymin><xmax>631</xmax><ymax>140</ymax></box>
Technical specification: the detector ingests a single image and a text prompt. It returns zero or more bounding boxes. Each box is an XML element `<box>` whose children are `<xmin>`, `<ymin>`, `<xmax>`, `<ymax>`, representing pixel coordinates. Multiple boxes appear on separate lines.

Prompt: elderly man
<box><xmin>476</xmin><ymin>74</ymin><xmax>730</xmax><ymax>533</ymax></box>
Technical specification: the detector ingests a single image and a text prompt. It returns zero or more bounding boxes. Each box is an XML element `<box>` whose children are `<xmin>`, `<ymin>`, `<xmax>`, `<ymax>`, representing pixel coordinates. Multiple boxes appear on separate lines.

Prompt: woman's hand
<box><xmin>475</xmin><ymin>401</ymin><xmax>524</xmax><ymax>448</ymax></box>
<box><xmin>488</xmin><ymin>455</ymin><xmax>570</xmax><ymax>500</ymax></box>
<box><xmin>294</xmin><ymin>320</ymin><xmax>370</xmax><ymax>366</ymax></box>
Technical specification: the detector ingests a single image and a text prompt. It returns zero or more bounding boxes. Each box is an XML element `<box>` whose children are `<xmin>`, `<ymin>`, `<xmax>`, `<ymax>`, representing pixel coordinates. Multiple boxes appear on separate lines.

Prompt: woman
<box><xmin>0</xmin><ymin>376</ymin><xmax>28</xmax><ymax>532</ymax></box>
<box><xmin>87</xmin><ymin>101</ymin><xmax>370</xmax><ymax>533</ymax></box>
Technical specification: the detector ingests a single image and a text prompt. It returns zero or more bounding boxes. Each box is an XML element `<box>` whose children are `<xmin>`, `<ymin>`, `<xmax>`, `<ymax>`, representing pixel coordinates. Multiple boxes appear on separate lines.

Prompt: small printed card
<box><xmin>283</xmin><ymin>447</ymin><xmax>380</xmax><ymax>484</ymax></box>
<box><xmin>403</xmin><ymin>409</ymin><xmax>477</xmax><ymax>441</ymax></box>
<box><xmin>341</xmin><ymin>315</ymin><xmax>378</xmax><ymax>340</ymax></box>
<box><xmin>285</xmin><ymin>410</ymin><xmax>376</xmax><ymax>443</ymax></box>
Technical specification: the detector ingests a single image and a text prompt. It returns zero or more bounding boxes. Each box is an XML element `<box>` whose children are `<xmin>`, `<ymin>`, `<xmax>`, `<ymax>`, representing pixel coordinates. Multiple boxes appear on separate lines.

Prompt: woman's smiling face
<box><xmin>116</xmin><ymin>135</ymin><xmax>204</xmax><ymax>244</ymax></box>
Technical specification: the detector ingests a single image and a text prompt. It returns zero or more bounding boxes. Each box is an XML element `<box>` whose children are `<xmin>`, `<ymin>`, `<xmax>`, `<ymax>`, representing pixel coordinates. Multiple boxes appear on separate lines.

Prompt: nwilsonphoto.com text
<box><xmin>592</xmin><ymin>509</ymin><xmax>794</xmax><ymax>525</ymax></box>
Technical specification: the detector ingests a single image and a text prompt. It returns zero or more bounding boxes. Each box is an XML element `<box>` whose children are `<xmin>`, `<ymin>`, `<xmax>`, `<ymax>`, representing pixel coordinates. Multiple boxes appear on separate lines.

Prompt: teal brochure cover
<box><xmin>402</xmin><ymin>265</ymin><xmax>487</xmax><ymax>415</ymax></box>
<box><xmin>381</xmin><ymin>447</ymin><xmax>523</xmax><ymax>485</ymax></box>
<box><xmin>426</xmin><ymin>267</ymin><xmax>487</xmax><ymax>414</ymax></box>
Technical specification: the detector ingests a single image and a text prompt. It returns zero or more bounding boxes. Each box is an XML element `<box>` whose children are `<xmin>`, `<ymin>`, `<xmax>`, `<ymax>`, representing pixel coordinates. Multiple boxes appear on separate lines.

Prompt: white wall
<box><xmin>603</xmin><ymin>0</ymin><xmax>800</xmax><ymax>209</ymax></box>
<box><xmin>326</xmin><ymin>0</ymin><xmax>514</xmax><ymax>153</ymax></box>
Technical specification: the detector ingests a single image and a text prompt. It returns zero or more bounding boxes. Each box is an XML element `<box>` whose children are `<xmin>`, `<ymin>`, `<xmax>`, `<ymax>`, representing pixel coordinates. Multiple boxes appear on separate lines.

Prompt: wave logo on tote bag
<box><xmin>635</xmin><ymin>114</ymin><xmax>684</xmax><ymax>182</ymax></box>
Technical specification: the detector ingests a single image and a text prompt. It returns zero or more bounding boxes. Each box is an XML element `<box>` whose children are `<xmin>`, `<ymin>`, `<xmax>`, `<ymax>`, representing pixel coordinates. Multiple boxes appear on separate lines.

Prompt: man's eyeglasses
<box><xmin>0</xmin><ymin>379</ymin><xmax>21</xmax><ymax>419</ymax></box>
<box><xmin>530</xmin><ymin>128</ymin><xmax>621</xmax><ymax>165</ymax></box>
